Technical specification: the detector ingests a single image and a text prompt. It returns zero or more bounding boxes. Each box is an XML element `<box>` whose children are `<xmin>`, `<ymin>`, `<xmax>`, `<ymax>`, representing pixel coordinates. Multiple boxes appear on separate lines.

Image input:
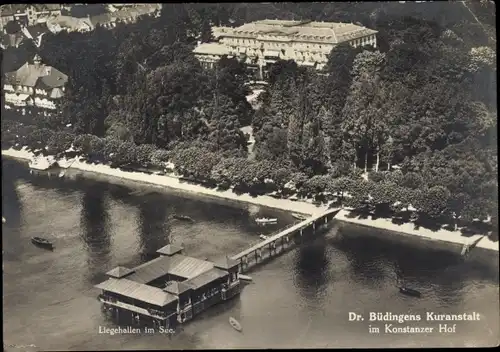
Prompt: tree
<box><xmin>414</xmin><ymin>186</ymin><xmax>451</xmax><ymax>218</ymax></box>
<box><xmin>46</xmin><ymin>132</ymin><xmax>75</xmax><ymax>155</ymax></box>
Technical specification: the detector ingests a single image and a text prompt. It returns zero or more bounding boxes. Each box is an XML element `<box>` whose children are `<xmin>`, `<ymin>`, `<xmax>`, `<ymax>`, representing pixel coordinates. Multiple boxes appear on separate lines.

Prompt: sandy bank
<box><xmin>1</xmin><ymin>147</ymin><xmax>326</xmax><ymax>215</ymax></box>
<box><xmin>336</xmin><ymin>210</ymin><xmax>498</xmax><ymax>251</ymax></box>
<box><xmin>3</xmin><ymin>147</ymin><xmax>498</xmax><ymax>252</ymax></box>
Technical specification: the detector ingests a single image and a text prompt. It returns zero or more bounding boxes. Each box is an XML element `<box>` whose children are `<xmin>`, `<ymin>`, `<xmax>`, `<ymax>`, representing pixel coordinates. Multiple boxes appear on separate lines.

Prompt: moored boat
<box><xmin>255</xmin><ymin>217</ymin><xmax>277</xmax><ymax>224</ymax></box>
<box><xmin>31</xmin><ymin>237</ymin><xmax>54</xmax><ymax>250</ymax></box>
<box><xmin>29</xmin><ymin>155</ymin><xmax>57</xmax><ymax>171</ymax></box>
<box><xmin>229</xmin><ymin>317</ymin><xmax>242</xmax><ymax>332</ymax></box>
<box><xmin>172</xmin><ymin>214</ymin><xmax>194</xmax><ymax>222</ymax></box>
<box><xmin>398</xmin><ymin>286</ymin><xmax>421</xmax><ymax>298</ymax></box>
<box><xmin>239</xmin><ymin>274</ymin><xmax>252</xmax><ymax>282</ymax></box>
<box><xmin>291</xmin><ymin>213</ymin><xmax>307</xmax><ymax>221</ymax></box>
<box><xmin>259</xmin><ymin>234</ymin><xmax>268</xmax><ymax>240</ymax></box>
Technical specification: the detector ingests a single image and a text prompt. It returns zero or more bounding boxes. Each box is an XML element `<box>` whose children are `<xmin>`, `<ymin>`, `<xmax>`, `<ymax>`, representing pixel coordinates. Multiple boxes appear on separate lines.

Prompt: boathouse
<box><xmin>95</xmin><ymin>244</ymin><xmax>240</xmax><ymax>328</ymax></box>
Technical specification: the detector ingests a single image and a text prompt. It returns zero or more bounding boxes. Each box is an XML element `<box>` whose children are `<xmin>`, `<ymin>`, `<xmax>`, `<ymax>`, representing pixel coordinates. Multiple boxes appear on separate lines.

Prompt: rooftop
<box><xmin>157</xmin><ymin>244</ymin><xmax>183</xmax><ymax>256</ymax></box>
<box><xmin>184</xmin><ymin>267</ymin><xmax>228</xmax><ymax>290</ymax></box>
<box><xmin>106</xmin><ymin>266</ymin><xmax>135</xmax><ymax>278</ymax></box>
<box><xmin>89</xmin><ymin>4</ymin><xmax>160</xmax><ymax>27</ymax></box>
<box><xmin>214</xmin><ymin>19</ymin><xmax>377</xmax><ymax>44</ymax></box>
<box><xmin>47</xmin><ymin>15</ymin><xmax>94</xmax><ymax>31</ymax></box>
<box><xmin>0</xmin><ymin>4</ymin><xmax>61</xmax><ymax>17</ymax></box>
<box><xmin>193</xmin><ymin>42</ymin><xmax>231</xmax><ymax>56</ymax></box>
<box><xmin>163</xmin><ymin>280</ymin><xmax>192</xmax><ymax>295</ymax></box>
<box><xmin>95</xmin><ymin>278</ymin><xmax>177</xmax><ymax>307</ymax></box>
<box><xmin>126</xmin><ymin>254</ymin><xmax>214</xmax><ymax>284</ymax></box>
<box><xmin>214</xmin><ymin>256</ymin><xmax>239</xmax><ymax>270</ymax></box>
<box><xmin>1</xmin><ymin>32</ymin><xmax>24</xmax><ymax>48</ymax></box>
<box><xmin>4</xmin><ymin>55</ymin><xmax>68</xmax><ymax>89</ymax></box>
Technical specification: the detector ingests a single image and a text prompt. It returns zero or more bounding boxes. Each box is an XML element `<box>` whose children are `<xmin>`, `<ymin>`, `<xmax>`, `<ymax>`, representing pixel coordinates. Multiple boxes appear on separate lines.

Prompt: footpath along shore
<box><xmin>2</xmin><ymin>147</ymin><xmax>498</xmax><ymax>252</ymax></box>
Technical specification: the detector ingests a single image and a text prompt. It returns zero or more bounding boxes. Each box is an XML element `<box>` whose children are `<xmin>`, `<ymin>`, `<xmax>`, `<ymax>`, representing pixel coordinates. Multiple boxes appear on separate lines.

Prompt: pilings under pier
<box><xmin>231</xmin><ymin>208</ymin><xmax>341</xmax><ymax>273</ymax></box>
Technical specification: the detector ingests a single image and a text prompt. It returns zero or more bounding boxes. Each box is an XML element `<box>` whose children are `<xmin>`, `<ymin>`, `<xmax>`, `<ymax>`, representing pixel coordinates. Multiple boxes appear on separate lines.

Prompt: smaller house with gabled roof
<box><xmin>3</xmin><ymin>54</ymin><xmax>68</xmax><ymax>115</ymax></box>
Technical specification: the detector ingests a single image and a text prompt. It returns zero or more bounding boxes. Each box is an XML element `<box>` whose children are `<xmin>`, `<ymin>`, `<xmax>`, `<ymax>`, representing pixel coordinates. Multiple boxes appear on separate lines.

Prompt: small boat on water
<box><xmin>292</xmin><ymin>213</ymin><xmax>307</xmax><ymax>221</ymax></box>
<box><xmin>172</xmin><ymin>214</ymin><xmax>194</xmax><ymax>222</ymax></box>
<box><xmin>398</xmin><ymin>286</ymin><xmax>421</xmax><ymax>298</ymax></box>
<box><xmin>255</xmin><ymin>217</ymin><xmax>277</xmax><ymax>225</ymax></box>
<box><xmin>239</xmin><ymin>274</ymin><xmax>252</xmax><ymax>282</ymax></box>
<box><xmin>461</xmin><ymin>235</ymin><xmax>486</xmax><ymax>256</ymax></box>
<box><xmin>29</xmin><ymin>155</ymin><xmax>57</xmax><ymax>171</ymax></box>
<box><xmin>259</xmin><ymin>234</ymin><xmax>268</xmax><ymax>240</ymax></box>
<box><xmin>229</xmin><ymin>317</ymin><xmax>242</xmax><ymax>332</ymax></box>
<box><xmin>31</xmin><ymin>237</ymin><xmax>54</xmax><ymax>250</ymax></box>
<box><xmin>2</xmin><ymin>217</ymin><xmax>5</xmax><ymax>224</ymax></box>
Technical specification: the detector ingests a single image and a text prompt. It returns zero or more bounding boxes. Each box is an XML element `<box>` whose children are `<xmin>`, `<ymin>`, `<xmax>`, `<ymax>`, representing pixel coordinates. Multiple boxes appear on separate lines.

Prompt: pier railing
<box><xmin>232</xmin><ymin>208</ymin><xmax>341</xmax><ymax>261</ymax></box>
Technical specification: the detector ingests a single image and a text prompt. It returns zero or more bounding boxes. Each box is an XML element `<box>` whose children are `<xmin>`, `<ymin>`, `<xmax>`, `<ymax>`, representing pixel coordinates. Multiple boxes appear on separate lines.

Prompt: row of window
<box><xmin>225</xmin><ymin>35</ymin><xmax>375</xmax><ymax>49</ymax></box>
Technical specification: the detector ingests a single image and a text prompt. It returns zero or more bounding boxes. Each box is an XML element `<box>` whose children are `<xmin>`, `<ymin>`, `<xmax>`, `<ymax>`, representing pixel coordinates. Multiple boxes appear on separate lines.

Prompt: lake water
<box><xmin>2</xmin><ymin>158</ymin><xmax>499</xmax><ymax>350</ymax></box>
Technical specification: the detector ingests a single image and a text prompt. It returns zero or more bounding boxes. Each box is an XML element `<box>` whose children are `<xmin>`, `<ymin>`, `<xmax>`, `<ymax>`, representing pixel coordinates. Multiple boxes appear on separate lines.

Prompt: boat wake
<box><xmin>47</xmin><ymin>288</ymin><xmax>93</xmax><ymax>307</ymax></box>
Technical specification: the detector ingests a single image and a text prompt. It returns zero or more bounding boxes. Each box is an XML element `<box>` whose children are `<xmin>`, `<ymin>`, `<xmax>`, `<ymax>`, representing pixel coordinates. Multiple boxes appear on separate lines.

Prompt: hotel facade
<box><xmin>193</xmin><ymin>19</ymin><xmax>378</xmax><ymax>78</ymax></box>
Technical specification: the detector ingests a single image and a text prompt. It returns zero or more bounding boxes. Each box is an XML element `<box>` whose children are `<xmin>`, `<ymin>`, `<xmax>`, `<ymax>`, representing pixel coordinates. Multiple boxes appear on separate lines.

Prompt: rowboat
<box><xmin>229</xmin><ymin>317</ymin><xmax>242</xmax><ymax>332</ymax></box>
<box><xmin>31</xmin><ymin>237</ymin><xmax>54</xmax><ymax>250</ymax></box>
<box><xmin>398</xmin><ymin>286</ymin><xmax>421</xmax><ymax>298</ymax></box>
<box><xmin>292</xmin><ymin>213</ymin><xmax>307</xmax><ymax>221</ymax></box>
<box><xmin>255</xmin><ymin>218</ymin><xmax>277</xmax><ymax>224</ymax></box>
<box><xmin>239</xmin><ymin>274</ymin><xmax>252</xmax><ymax>282</ymax></box>
<box><xmin>172</xmin><ymin>214</ymin><xmax>194</xmax><ymax>222</ymax></box>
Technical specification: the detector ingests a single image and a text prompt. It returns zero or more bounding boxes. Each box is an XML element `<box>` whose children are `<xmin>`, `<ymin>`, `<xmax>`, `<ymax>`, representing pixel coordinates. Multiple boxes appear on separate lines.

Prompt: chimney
<box><xmin>33</xmin><ymin>54</ymin><xmax>42</xmax><ymax>68</ymax></box>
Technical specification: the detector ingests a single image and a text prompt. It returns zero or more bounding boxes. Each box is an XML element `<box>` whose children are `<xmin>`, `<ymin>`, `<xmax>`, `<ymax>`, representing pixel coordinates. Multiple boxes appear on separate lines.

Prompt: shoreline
<box><xmin>2</xmin><ymin>147</ymin><xmax>498</xmax><ymax>252</ymax></box>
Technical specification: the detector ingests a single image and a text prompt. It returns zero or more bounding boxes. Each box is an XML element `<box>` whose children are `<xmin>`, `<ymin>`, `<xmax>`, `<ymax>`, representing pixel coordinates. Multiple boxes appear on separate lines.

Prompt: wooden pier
<box><xmin>231</xmin><ymin>208</ymin><xmax>341</xmax><ymax>273</ymax></box>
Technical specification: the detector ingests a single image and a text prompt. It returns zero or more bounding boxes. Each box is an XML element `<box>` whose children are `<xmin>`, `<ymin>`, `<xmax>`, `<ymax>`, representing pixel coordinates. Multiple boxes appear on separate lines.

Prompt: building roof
<box><xmin>47</xmin><ymin>15</ymin><xmax>94</xmax><ymax>31</ymax></box>
<box><xmin>157</xmin><ymin>244</ymin><xmax>183</xmax><ymax>256</ymax></box>
<box><xmin>106</xmin><ymin>266</ymin><xmax>135</xmax><ymax>278</ymax></box>
<box><xmin>0</xmin><ymin>4</ymin><xmax>60</xmax><ymax>17</ymax></box>
<box><xmin>5</xmin><ymin>93</ymin><xmax>30</xmax><ymax>101</ymax></box>
<box><xmin>30</xmin><ymin>4</ymin><xmax>61</xmax><ymax>12</ymax></box>
<box><xmin>0</xmin><ymin>4</ymin><xmax>29</xmax><ymax>17</ymax></box>
<box><xmin>4</xmin><ymin>57</ymin><xmax>68</xmax><ymax>89</ymax></box>
<box><xmin>95</xmin><ymin>278</ymin><xmax>177</xmax><ymax>307</ymax></box>
<box><xmin>25</xmin><ymin>23</ymin><xmax>48</xmax><ymax>38</ymax></box>
<box><xmin>49</xmin><ymin>87</ymin><xmax>64</xmax><ymax>98</ymax></box>
<box><xmin>214</xmin><ymin>256</ymin><xmax>239</xmax><ymax>270</ymax></box>
<box><xmin>89</xmin><ymin>13</ymin><xmax>113</xmax><ymax>27</ymax></box>
<box><xmin>214</xmin><ymin>20</ymin><xmax>377</xmax><ymax>44</ymax></box>
<box><xmin>184</xmin><ymin>267</ymin><xmax>228</xmax><ymax>290</ymax></box>
<box><xmin>126</xmin><ymin>254</ymin><xmax>214</xmax><ymax>284</ymax></box>
<box><xmin>163</xmin><ymin>280</ymin><xmax>192</xmax><ymax>295</ymax></box>
<box><xmin>89</xmin><ymin>4</ymin><xmax>159</xmax><ymax>27</ymax></box>
<box><xmin>1</xmin><ymin>32</ymin><xmax>24</xmax><ymax>48</ymax></box>
<box><xmin>193</xmin><ymin>42</ymin><xmax>231</xmax><ymax>56</ymax></box>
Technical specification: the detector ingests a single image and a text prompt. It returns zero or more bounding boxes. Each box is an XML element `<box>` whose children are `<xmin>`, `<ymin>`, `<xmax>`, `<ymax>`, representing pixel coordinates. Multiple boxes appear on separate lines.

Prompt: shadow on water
<box><xmin>137</xmin><ymin>196</ymin><xmax>171</xmax><ymax>262</ymax></box>
<box><xmin>294</xmin><ymin>235</ymin><xmax>329</xmax><ymax>305</ymax></box>
<box><xmin>331</xmin><ymin>223</ymin><xmax>499</xmax><ymax>306</ymax></box>
<box><xmin>80</xmin><ymin>183</ymin><xmax>112</xmax><ymax>284</ymax></box>
<box><xmin>2</xmin><ymin>161</ymin><xmax>24</xmax><ymax>260</ymax></box>
<box><xmin>333</xmin><ymin>228</ymin><xmax>392</xmax><ymax>287</ymax></box>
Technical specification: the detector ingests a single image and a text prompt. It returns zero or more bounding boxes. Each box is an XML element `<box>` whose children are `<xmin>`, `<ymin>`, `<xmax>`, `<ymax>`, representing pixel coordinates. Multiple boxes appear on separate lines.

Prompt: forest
<box><xmin>1</xmin><ymin>2</ymin><xmax>497</xmax><ymax>233</ymax></box>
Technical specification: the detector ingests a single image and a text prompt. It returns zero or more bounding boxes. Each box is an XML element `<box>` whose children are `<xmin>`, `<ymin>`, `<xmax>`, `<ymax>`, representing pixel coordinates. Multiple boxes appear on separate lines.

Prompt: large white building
<box><xmin>193</xmin><ymin>19</ymin><xmax>378</xmax><ymax>77</ymax></box>
<box><xmin>3</xmin><ymin>54</ymin><xmax>68</xmax><ymax>115</ymax></box>
<box><xmin>194</xmin><ymin>20</ymin><xmax>377</xmax><ymax>75</ymax></box>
